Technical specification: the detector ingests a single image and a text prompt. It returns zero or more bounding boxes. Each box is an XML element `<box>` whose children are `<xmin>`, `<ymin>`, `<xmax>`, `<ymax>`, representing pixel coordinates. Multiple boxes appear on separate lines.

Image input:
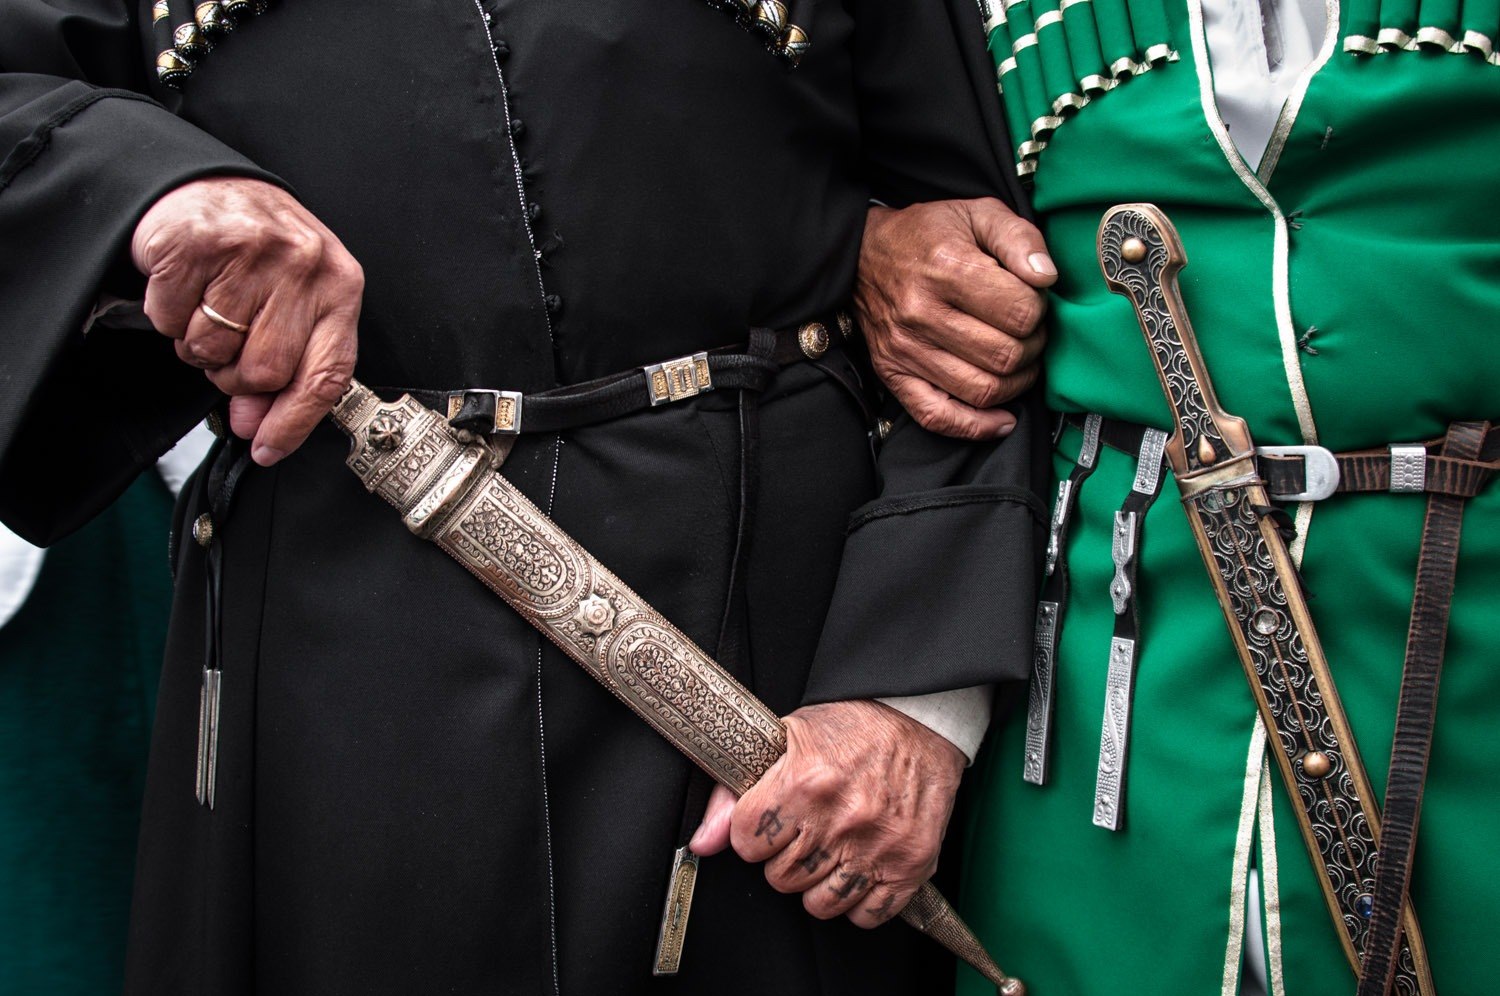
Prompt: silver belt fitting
<box><xmin>1259</xmin><ymin>444</ymin><xmax>1339</xmax><ymax>501</ymax></box>
<box><xmin>447</xmin><ymin>389</ymin><xmax>524</xmax><ymax>435</ymax></box>
<box><xmin>1388</xmin><ymin>443</ymin><xmax>1428</xmax><ymax>493</ymax></box>
<box><xmin>645</xmin><ymin>352</ymin><xmax>713</xmax><ymax>406</ymax></box>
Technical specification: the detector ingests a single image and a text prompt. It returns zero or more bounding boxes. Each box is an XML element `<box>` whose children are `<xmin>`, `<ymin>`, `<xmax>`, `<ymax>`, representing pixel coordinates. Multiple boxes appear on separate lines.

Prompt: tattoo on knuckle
<box><xmin>799</xmin><ymin>849</ymin><xmax>831</xmax><ymax>875</ymax></box>
<box><xmin>830</xmin><ymin>870</ymin><xmax>871</xmax><ymax>900</ymax></box>
<box><xmin>754</xmin><ymin>807</ymin><xmax>784</xmax><ymax>845</ymax></box>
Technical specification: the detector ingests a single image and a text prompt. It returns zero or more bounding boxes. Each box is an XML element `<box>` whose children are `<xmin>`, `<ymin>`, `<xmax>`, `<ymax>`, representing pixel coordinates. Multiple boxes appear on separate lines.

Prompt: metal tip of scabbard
<box><xmin>998</xmin><ymin>979</ymin><xmax>1026</xmax><ymax>996</ymax></box>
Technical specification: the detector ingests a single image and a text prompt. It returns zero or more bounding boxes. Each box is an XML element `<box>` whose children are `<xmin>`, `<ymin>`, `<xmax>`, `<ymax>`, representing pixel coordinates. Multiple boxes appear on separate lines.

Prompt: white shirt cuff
<box><xmin>877</xmin><ymin>685</ymin><xmax>994</xmax><ymax>764</ymax></box>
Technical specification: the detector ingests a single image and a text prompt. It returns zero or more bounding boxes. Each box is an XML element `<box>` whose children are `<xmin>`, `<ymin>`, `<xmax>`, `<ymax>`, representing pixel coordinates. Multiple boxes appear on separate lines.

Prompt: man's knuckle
<box><xmin>236</xmin><ymin>358</ymin><xmax>288</xmax><ymax>394</ymax></box>
<box><xmin>804</xmin><ymin>895</ymin><xmax>839</xmax><ymax>921</ymax></box>
<box><xmin>852</xmin><ymin>798</ymin><xmax>888</xmax><ymax>829</ymax></box>
<box><xmin>341</xmin><ymin>258</ymin><xmax>366</xmax><ymax>294</ymax></box>
<box><xmin>729</xmin><ymin>833</ymin><xmax>759</xmax><ymax>863</ymax></box>
<box><xmin>280</xmin><ymin>228</ymin><xmax>325</xmax><ymax>268</ymax></box>
<box><xmin>870</xmin><ymin>354</ymin><xmax>899</xmax><ymax>383</ymax></box>
<box><xmin>987</xmin><ymin>337</ymin><xmax>1023</xmax><ymax>376</ymax></box>
<box><xmin>913</xmin><ymin>401</ymin><xmax>957</xmax><ymax>435</ymax></box>
<box><xmin>894</xmin><ymin>289</ymin><xmax>928</xmax><ymax>323</ymax></box>
<box><xmin>765</xmin><ymin>867</ymin><xmax>799</xmax><ymax>895</ymax></box>
<box><xmin>967</xmin><ymin>373</ymin><xmax>1005</xmax><ymax>408</ymax></box>
<box><xmin>304</xmin><ymin>367</ymin><xmax>352</xmax><ymax>407</ymax></box>
<box><xmin>797</xmin><ymin>760</ymin><xmax>842</xmax><ymax>800</ymax></box>
<box><xmin>999</xmin><ymin>214</ymin><xmax>1034</xmax><ymax>247</ymax></box>
<box><xmin>927</xmin><ymin>241</ymin><xmax>962</xmax><ymax>270</ymax></box>
<box><xmin>1004</xmin><ymin>295</ymin><xmax>1041</xmax><ymax>335</ymax></box>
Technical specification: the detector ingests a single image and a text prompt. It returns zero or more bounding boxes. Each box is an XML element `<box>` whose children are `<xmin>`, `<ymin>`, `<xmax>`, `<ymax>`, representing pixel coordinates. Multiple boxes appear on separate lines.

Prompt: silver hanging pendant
<box><xmin>195</xmin><ymin>667</ymin><xmax>222</xmax><ymax>809</ymax></box>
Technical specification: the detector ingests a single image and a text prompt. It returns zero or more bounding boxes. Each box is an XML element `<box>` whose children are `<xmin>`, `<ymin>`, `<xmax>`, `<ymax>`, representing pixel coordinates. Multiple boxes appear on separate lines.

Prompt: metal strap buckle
<box><xmin>1388</xmin><ymin>443</ymin><xmax>1427</xmax><ymax>493</ymax></box>
<box><xmin>644</xmin><ymin>352</ymin><xmax>712</xmax><ymax>406</ymax></box>
<box><xmin>1259</xmin><ymin>445</ymin><xmax>1340</xmax><ymax>501</ymax></box>
<box><xmin>447</xmin><ymin>389</ymin><xmax>524</xmax><ymax>435</ymax></box>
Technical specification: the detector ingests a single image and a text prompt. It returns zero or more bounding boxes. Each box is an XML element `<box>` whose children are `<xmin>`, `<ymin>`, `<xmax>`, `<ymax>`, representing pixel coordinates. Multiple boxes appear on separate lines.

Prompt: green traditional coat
<box><xmin>0</xmin><ymin>476</ymin><xmax>175</xmax><ymax>994</ymax></box>
<box><xmin>960</xmin><ymin>0</ymin><xmax>1500</xmax><ymax>993</ymax></box>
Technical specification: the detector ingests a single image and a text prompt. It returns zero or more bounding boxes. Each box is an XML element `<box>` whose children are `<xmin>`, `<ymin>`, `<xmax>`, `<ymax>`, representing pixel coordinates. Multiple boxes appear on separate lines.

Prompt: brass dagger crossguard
<box><xmin>329</xmin><ymin>381</ymin><xmax>1023</xmax><ymax>995</ymax></box>
<box><xmin>1098</xmin><ymin>204</ymin><xmax>1433</xmax><ymax>995</ymax></box>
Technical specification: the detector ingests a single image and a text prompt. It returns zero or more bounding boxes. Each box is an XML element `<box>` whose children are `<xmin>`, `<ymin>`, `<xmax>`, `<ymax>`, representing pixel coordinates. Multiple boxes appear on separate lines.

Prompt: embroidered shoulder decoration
<box><xmin>1343</xmin><ymin>0</ymin><xmax>1499</xmax><ymax>64</ymax></box>
<box><xmin>978</xmin><ymin>0</ymin><xmax>1178</xmax><ymax>180</ymax></box>
<box><xmin>700</xmin><ymin>0</ymin><xmax>812</xmax><ymax>66</ymax></box>
<box><xmin>152</xmin><ymin>1</ymin><xmax>812</xmax><ymax>88</ymax></box>
<box><xmin>152</xmin><ymin>0</ymin><xmax>271</xmax><ymax>88</ymax></box>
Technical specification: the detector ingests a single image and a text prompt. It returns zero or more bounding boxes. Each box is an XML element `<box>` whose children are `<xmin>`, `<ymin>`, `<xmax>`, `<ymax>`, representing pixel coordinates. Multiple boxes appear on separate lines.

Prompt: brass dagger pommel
<box><xmin>1097</xmin><ymin>204</ymin><xmax>1253</xmax><ymax>482</ymax></box>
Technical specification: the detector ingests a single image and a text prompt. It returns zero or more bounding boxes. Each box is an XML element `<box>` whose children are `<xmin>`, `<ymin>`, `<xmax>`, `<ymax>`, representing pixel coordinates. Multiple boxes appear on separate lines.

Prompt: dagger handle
<box><xmin>1095</xmin><ymin>208</ymin><xmax>1434</xmax><ymax>995</ymax></box>
<box><xmin>1097</xmin><ymin>204</ymin><xmax>1252</xmax><ymax>475</ymax></box>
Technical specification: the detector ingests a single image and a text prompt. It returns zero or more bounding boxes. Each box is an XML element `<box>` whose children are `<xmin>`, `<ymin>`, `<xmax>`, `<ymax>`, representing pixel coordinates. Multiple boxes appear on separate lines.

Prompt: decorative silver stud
<box><xmin>574</xmin><ymin>594</ymin><xmax>617</xmax><ymax>636</ymax></box>
<box><xmin>367</xmin><ymin>414</ymin><xmax>403</xmax><ymax>451</ymax></box>
<box><xmin>798</xmin><ymin>322</ymin><xmax>830</xmax><ymax>359</ymax></box>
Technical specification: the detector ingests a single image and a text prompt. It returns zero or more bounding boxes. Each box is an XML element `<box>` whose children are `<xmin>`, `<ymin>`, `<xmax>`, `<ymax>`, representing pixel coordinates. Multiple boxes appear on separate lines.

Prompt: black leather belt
<box><xmin>392</xmin><ymin>312</ymin><xmax>857</xmax><ymax>437</ymax></box>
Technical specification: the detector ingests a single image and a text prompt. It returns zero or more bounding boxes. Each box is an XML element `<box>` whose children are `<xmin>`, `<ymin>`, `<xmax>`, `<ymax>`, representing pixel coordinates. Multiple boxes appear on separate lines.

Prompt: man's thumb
<box><xmin>688</xmin><ymin>784</ymin><xmax>738</xmax><ymax>856</ymax></box>
<box><xmin>966</xmin><ymin>197</ymin><xmax>1057</xmax><ymax>288</ymax></box>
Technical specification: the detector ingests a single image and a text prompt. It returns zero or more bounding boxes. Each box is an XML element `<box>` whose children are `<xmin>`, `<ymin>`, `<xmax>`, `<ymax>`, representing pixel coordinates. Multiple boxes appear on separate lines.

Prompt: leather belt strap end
<box><xmin>448</xmin><ymin>389</ymin><xmax>524</xmax><ymax>435</ymax></box>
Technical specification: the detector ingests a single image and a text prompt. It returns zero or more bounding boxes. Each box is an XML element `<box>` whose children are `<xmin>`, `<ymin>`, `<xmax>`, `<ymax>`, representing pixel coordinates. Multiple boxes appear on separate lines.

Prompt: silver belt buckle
<box><xmin>1259</xmin><ymin>445</ymin><xmax>1340</xmax><ymax>501</ymax></box>
<box><xmin>644</xmin><ymin>352</ymin><xmax>712</xmax><ymax>406</ymax></box>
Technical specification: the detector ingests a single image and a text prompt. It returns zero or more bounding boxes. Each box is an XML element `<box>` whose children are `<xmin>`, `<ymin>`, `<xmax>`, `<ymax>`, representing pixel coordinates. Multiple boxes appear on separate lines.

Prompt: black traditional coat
<box><xmin>0</xmin><ymin>2</ymin><xmax>1043</xmax><ymax>993</ymax></box>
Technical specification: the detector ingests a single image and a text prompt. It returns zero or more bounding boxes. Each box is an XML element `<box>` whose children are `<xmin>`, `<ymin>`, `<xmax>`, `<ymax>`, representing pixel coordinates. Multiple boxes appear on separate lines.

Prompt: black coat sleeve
<box><xmin>802</xmin><ymin>0</ymin><xmax>1049</xmax><ymax>703</ymax></box>
<box><xmin>0</xmin><ymin>1</ymin><xmax>282</xmax><ymax>546</ymax></box>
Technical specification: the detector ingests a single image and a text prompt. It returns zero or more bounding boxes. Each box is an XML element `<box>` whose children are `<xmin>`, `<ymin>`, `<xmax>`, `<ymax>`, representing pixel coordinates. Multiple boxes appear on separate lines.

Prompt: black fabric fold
<box><xmin>804</xmin><ymin>394</ymin><xmax>1050</xmax><ymax>704</ymax></box>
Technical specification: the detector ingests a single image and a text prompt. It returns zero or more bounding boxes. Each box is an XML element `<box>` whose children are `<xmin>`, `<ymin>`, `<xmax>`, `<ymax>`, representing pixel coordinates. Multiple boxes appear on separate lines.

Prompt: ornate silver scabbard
<box><xmin>330</xmin><ymin>381</ymin><xmax>1022</xmax><ymax>995</ymax></box>
<box><xmin>1098</xmin><ymin>205</ymin><xmax>1432</xmax><ymax>996</ymax></box>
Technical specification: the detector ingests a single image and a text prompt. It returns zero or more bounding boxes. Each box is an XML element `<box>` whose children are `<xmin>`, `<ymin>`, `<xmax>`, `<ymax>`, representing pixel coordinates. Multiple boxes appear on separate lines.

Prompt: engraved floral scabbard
<box><xmin>329</xmin><ymin>380</ymin><xmax>1023</xmax><ymax>995</ymax></box>
<box><xmin>1098</xmin><ymin>205</ymin><xmax>1432</xmax><ymax>996</ymax></box>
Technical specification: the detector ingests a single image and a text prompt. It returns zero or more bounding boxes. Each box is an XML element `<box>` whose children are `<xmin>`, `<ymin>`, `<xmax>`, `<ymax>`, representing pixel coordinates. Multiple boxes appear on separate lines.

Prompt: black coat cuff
<box><xmin>802</xmin><ymin>395</ymin><xmax>1049</xmax><ymax>704</ymax></box>
<box><xmin>0</xmin><ymin>82</ymin><xmax>284</xmax><ymax>545</ymax></box>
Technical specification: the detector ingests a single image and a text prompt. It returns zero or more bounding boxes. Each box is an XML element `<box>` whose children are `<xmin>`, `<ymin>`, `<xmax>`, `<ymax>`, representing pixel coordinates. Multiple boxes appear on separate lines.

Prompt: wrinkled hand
<box><xmin>856</xmin><ymin>198</ymin><xmax>1055</xmax><ymax>440</ymax></box>
<box><xmin>689</xmin><ymin>700</ymin><xmax>965</xmax><ymax>928</ymax></box>
<box><xmin>131</xmin><ymin>176</ymin><xmax>363</xmax><ymax>466</ymax></box>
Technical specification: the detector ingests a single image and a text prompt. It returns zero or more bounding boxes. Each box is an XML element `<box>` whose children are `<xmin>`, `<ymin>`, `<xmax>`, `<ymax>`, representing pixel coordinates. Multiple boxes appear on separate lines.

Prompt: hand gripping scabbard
<box><xmin>1098</xmin><ymin>205</ymin><xmax>1434</xmax><ymax>996</ymax></box>
<box><xmin>330</xmin><ymin>382</ymin><xmax>1022</xmax><ymax>995</ymax></box>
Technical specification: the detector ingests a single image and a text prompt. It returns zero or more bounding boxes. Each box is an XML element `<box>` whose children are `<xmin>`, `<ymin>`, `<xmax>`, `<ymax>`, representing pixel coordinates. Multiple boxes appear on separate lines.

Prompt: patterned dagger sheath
<box><xmin>1097</xmin><ymin>204</ymin><xmax>1434</xmax><ymax>995</ymax></box>
<box><xmin>329</xmin><ymin>382</ymin><xmax>1023</xmax><ymax>996</ymax></box>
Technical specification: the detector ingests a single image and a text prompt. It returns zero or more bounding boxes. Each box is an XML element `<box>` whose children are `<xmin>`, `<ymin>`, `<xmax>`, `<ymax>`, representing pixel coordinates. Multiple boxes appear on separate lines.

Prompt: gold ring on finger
<box><xmin>199</xmin><ymin>301</ymin><xmax>250</xmax><ymax>333</ymax></box>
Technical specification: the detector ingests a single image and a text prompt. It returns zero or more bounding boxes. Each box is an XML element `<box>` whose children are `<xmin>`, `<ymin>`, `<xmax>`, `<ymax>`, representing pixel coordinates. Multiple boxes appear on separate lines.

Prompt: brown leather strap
<box><xmin>1357</xmin><ymin>421</ymin><xmax>1490</xmax><ymax>996</ymax></box>
<box><xmin>1066</xmin><ymin>413</ymin><xmax>1500</xmax><ymax>500</ymax></box>
<box><xmin>1331</xmin><ymin>445</ymin><xmax>1498</xmax><ymax>497</ymax></box>
<box><xmin>1257</xmin><ymin>443</ymin><xmax>1500</xmax><ymax>499</ymax></box>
